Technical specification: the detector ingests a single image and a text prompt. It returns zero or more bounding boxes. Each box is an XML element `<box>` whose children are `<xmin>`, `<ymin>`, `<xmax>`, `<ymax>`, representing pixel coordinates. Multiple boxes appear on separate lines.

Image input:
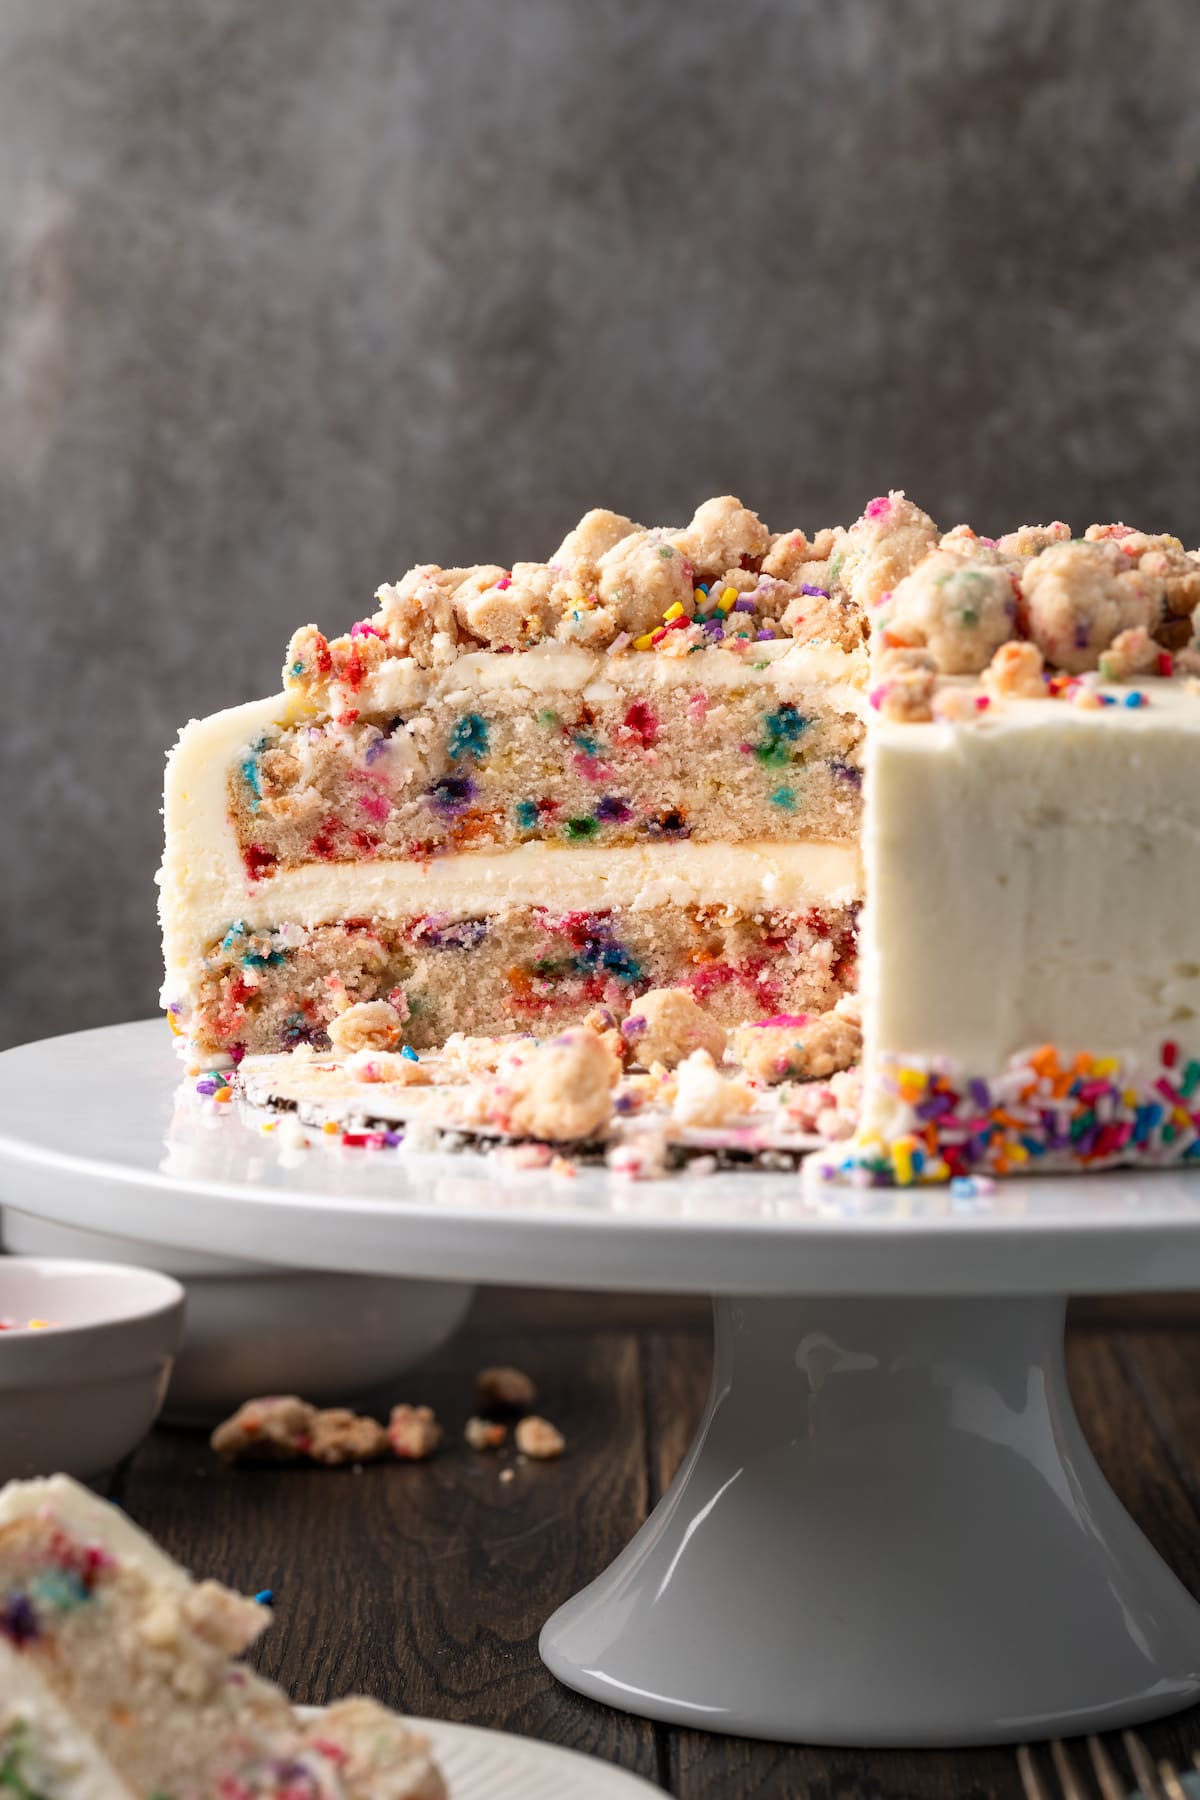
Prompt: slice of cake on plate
<box><xmin>160</xmin><ymin>496</ymin><xmax>882</xmax><ymax>1063</ymax></box>
<box><xmin>0</xmin><ymin>1474</ymin><xmax>446</xmax><ymax>1798</ymax></box>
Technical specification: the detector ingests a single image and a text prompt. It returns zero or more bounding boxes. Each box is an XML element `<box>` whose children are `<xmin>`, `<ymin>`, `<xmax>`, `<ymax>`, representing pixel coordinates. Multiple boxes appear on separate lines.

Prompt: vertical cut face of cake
<box><xmin>160</xmin><ymin>495</ymin><xmax>876</xmax><ymax>1063</ymax></box>
<box><xmin>821</xmin><ymin>507</ymin><xmax>1200</xmax><ymax>1184</ymax></box>
<box><xmin>0</xmin><ymin>1475</ymin><xmax>447</xmax><ymax>1799</ymax></box>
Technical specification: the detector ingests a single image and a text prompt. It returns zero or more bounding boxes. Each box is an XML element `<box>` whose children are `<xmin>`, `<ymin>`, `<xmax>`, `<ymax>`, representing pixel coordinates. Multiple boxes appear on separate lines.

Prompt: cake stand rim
<box><xmin>3</xmin><ymin>1018</ymin><xmax>1200</xmax><ymax>1296</ymax></box>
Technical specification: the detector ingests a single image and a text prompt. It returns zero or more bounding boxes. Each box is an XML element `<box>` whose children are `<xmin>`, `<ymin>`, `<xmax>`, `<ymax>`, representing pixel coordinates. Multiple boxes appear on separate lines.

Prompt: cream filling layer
<box><xmin>159</xmin><ymin>691</ymin><xmax>861</xmax><ymax>1002</ymax></box>
<box><xmin>362</xmin><ymin>638</ymin><xmax>867</xmax><ymax>714</ymax></box>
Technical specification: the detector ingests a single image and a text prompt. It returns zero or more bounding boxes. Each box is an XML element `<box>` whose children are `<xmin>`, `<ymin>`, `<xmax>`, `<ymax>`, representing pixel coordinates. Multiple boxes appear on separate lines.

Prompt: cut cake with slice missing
<box><xmin>0</xmin><ymin>1475</ymin><xmax>446</xmax><ymax>1799</ymax></box>
<box><xmin>161</xmin><ymin>490</ymin><xmax>1200</xmax><ymax>1185</ymax></box>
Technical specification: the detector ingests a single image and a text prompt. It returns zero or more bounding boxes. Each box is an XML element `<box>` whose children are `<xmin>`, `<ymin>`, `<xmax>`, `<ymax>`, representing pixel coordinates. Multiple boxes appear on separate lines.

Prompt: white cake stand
<box><xmin>4</xmin><ymin>1021</ymin><xmax>1200</xmax><ymax>1747</ymax></box>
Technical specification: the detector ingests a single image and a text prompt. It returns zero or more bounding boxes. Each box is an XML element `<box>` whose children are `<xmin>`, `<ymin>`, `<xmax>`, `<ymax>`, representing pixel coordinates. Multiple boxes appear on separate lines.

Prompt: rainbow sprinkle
<box><xmin>448</xmin><ymin>713</ymin><xmax>489</xmax><ymax>760</ymax></box>
<box><xmin>821</xmin><ymin>1040</ymin><xmax>1200</xmax><ymax>1185</ymax></box>
<box><xmin>194</xmin><ymin>1070</ymin><xmax>233</xmax><ymax>1102</ymax></box>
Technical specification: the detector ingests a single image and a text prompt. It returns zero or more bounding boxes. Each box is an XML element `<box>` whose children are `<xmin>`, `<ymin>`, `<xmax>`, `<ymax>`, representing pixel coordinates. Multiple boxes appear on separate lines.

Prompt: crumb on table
<box><xmin>388</xmin><ymin>1403</ymin><xmax>443</xmax><ymax>1460</ymax></box>
<box><xmin>210</xmin><ymin>1395</ymin><xmax>317</xmax><ymax>1463</ymax></box>
<box><xmin>515</xmin><ymin>1415</ymin><xmax>566</xmax><ymax>1460</ymax></box>
<box><xmin>308</xmin><ymin>1408</ymin><xmax>390</xmax><ymax>1466</ymax></box>
<box><xmin>464</xmin><ymin>1416</ymin><xmax>508</xmax><ymax>1451</ymax></box>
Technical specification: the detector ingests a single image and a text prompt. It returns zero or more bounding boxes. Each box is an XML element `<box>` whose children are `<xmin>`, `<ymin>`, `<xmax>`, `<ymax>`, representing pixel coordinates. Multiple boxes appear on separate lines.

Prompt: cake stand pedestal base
<box><xmin>540</xmin><ymin>1294</ymin><xmax>1200</xmax><ymax>1746</ymax></box>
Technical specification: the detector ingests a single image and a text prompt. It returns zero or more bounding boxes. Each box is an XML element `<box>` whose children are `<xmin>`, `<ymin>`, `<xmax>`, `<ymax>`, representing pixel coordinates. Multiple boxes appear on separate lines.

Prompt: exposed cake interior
<box><xmin>161</xmin><ymin>495</ymin><xmax>871</xmax><ymax>1063</ymax></box>
<box><xmin>230</xmin><ymin>645</ymin><xmax>865</xmax><ymax>864</ymax></box>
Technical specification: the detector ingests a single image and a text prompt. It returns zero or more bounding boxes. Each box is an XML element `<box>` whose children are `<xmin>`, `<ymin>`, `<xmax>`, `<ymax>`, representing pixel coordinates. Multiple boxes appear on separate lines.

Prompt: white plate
<box><xmin>296</xmin><ymin>1708</ymin><xmax>661</xmax><ymax>1797</ymax></box>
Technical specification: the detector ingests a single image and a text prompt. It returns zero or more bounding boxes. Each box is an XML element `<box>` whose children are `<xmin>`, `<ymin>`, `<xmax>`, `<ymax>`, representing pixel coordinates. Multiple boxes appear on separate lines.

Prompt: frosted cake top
<box><xmin>281</xmin><ymin>491</ymin><xmax>1200</xmax><ymax>718</ymax></box>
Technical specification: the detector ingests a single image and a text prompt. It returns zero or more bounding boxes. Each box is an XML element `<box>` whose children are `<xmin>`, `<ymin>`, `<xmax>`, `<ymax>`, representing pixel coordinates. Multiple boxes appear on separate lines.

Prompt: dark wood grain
<box><xmin>106</xmin><ymin>1292</ymin><xmax>1200</xmax><ymax>1798</ymax></box>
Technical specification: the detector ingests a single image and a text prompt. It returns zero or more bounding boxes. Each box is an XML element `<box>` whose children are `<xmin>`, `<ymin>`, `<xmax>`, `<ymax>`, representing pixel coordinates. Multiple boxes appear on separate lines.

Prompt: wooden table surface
<box><xmin>102</xmin><ymin>1290</ymin><xmax>1200</xmax><ymax>1799</ymax></box>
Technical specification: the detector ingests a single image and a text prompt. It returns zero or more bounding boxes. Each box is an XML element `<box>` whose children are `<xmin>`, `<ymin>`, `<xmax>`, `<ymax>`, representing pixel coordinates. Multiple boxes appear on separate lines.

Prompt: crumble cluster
<box><xmin>210</xmin><ymin>1394</ymin><xmax>441</xmax><ymax>1466</ymax></box>
<box><xmin>231</xmin><ymin>983</ymin><xmax>866</xmax><ymax>1174</ymax></box>
<box><xmin>441</xmin><ymin>990</ymin><xmax>864</xmax><ymax>1144</ymax></box>
<box><xmin>281</xmin><ymin>490</ymin><xmax>1200</xmax><ymax>724</ymax></box>
<box><xmin>282</xmin><ymin>493</ymin><xmax>867</xmax><ymax>709</ymax></box>
<box><xmin>865</xmin><ymin>501</ymin><xmax>1200</xmax><ymax>721</ymax></box>
<box><xmin>210</xmin><ymin>1365</ymin><xmax>567</xmax><ymax>1469</ymax></box>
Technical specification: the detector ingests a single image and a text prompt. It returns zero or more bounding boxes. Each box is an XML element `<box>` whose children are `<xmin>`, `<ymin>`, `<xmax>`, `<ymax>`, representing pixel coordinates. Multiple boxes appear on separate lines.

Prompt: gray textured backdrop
<box><xmin>3</xmin><ymin>0</ymin><xmax>1199</xmax><ymax>1048</ymax></box>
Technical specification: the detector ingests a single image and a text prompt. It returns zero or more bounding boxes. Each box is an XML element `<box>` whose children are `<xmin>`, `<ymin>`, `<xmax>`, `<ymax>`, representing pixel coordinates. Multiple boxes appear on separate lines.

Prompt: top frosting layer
<box><xmin>281</xmin><ymin>490</ymin><xmax>1200</xmax><ymax>723</ymax></box>
<box><xmin>284</xmin><ymin>493</ymin><xmax>869</xmax><ymax>714</ymax></box>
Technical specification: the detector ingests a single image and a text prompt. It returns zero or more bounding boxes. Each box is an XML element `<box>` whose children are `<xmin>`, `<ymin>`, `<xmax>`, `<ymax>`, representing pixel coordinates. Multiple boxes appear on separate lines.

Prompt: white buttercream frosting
<box><xmin>366</xmin><ymin>638</ymin><xmax>866</xmax><ymax>711</ymax></box>
<box><xmin>858</xmin><ymin>678</ymin><xmax>1200</xmax><ymax>1136</ymax></box>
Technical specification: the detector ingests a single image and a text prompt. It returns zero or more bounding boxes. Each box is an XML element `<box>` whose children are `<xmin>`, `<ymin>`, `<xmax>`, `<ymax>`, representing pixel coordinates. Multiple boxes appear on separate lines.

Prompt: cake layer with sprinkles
<box><xmin>0</xmin><ymin>1474</ymin><xmax>446</xmax><ymax>1798</ymax></box>
<box><xmin>161</xmin><ymin>493</ymin><xmax>877</xmax><ymax>1064</ymax></box>
<box><xmin>162</xmin><ymin>489</ymin><xmax>1200</xmax><ymax>1185</ymax></box>
<box><xmin>193</xmin><ymin>902</ymin><xmax>858</xmax><ymax>1056</ymax></box>
<box><xmin>230</xmin><ymin>645</ymin><xmax>865</xmax><ymax>867</ymax></box>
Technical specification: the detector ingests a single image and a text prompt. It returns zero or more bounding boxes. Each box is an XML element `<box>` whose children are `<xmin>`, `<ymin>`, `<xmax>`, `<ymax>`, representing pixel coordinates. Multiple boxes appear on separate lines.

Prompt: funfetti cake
<box><xmin>160</xmin><ymin>496</ymin><xmax>878</xmax><ymax>1063</ymax></box>
<box><xmin>0</xmin><ymin>1474</ymin><xmax>447</xmax><ymax>1799</ymax></box>
<box><xmin>161</xmin><ymin>491</ymin><xmax>1200</xmax><ymax>1186</ymax></box>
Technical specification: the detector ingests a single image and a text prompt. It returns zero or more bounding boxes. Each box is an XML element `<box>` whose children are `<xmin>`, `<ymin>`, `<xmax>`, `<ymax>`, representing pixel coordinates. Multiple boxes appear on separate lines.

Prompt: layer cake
<box><xmin>160</xmin><ymin>498</ymin><xmax>871</xmax><ymax>1060</ymax></box>
<box><xmin>161</xmin><ymin>492</ymin><xmax>1200</xmax><ymax>1183</ymax></box>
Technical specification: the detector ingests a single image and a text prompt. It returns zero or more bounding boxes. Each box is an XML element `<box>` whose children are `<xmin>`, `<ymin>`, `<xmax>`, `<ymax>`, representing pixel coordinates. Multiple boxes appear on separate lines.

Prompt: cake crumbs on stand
<box><xmin>228</xmin><ymin>994</ymin><xmax>842</xmax><ymax>1174</ymax></box>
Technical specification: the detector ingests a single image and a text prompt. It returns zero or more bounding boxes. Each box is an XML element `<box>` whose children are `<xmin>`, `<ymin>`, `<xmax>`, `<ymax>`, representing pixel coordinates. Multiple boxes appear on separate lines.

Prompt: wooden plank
<box><xmin>114</xmin><ymin>1325</ymin><xmax>662</xmax><ymax>1783</ymax></box>
<box><xmin>1071</xmin><ymin>1293</ymin><xmax>1200</xmax><ymax>1329</ymax></box>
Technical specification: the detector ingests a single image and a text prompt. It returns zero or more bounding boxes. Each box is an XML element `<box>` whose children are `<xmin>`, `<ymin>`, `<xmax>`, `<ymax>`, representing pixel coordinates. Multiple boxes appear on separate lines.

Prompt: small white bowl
<box><xmin>1</xmin><ymin>1212</ymin><xmax>475</xmax><ymax>1425</ymax></box>
<box><xmin>0</xmin><ymin>1257</ymin><xmax>184</xmax><ymax>1480</ymax></box>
